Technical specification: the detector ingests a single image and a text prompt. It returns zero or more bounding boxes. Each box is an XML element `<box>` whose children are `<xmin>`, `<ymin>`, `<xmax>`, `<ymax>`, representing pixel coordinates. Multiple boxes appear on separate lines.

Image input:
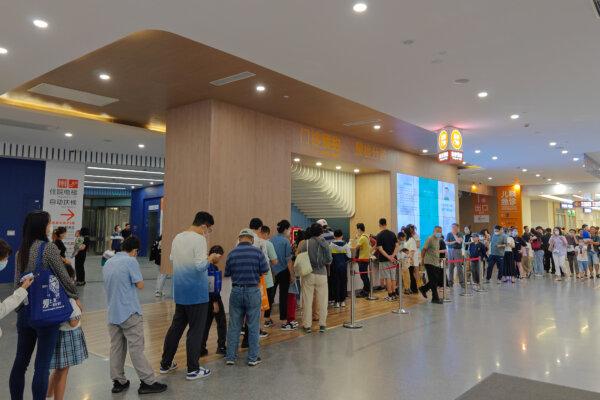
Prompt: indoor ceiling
<box><xmin>1</xmin><ymin>0</ymin><xmax>599</xmax><ymax>186</ymax></box>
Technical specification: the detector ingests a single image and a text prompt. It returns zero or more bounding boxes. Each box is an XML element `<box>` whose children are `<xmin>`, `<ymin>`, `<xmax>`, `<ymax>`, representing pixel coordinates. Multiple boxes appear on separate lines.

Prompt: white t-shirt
<box><xmin>505</xmin><ymin>236</ymin><xmax>515</xmax><ymax>253</ymax></box>
<box><xmin>577</xmin><ymin>245</ymin><xmax>589</xmax><ymax>262</ymax></box>
<box><xmin>405</xmin><ymin>237</ymin><xmax>419</xmax><ymax>266</ymax></box>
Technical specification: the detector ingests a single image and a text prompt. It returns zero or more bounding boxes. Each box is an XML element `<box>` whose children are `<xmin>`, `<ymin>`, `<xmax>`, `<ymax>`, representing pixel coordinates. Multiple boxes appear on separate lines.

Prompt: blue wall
<box><xmin>0</xmin><ymin>158</ymin><xmax>45</xmax><ymax>283</ymax></box>
<box><xmin>130</xmin><ymin>184</ymin><xmax>164</xmax><ymax>256</ymax></box>
<box><xmin>291</xmin><ymin>204</ymin><xmax>313</xmax><ymax>229</ymax></box>
<box><xmin>290</xmin><ymin>204</ymin><xmax>350</xmax><ymax>240</ymax></box>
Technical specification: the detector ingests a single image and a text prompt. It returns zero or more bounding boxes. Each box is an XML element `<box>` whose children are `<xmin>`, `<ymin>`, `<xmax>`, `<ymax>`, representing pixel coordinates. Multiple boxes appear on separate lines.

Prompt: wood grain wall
<box><xmin>350</xmin><ymin>172</ymin><xmax>393</xmax><ymax>236</ymax></box>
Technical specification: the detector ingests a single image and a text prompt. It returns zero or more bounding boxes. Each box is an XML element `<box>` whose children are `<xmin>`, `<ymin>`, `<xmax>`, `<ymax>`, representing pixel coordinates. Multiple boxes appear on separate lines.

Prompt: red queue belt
<box><xmin>446</xmin><ymin>257</ymin><xmax>481</xmax><ymax>264</ymax></box>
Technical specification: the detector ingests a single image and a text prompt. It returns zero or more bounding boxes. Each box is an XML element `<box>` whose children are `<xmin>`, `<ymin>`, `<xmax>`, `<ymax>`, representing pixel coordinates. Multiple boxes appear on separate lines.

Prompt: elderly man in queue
<box><xmin>418</xmin><ymin>226</ymin><xmax>445</xmax><ymax>304</ymax></box>
<box><xmin>225</xmin><ymin>229</ymin><xmax>269</xmax><ymax>367</ymax></box>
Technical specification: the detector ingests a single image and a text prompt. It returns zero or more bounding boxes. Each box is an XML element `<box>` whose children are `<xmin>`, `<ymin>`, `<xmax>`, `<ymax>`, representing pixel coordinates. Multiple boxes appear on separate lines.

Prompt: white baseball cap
<box><xmin>316</xmin><ymin>219</ymin><xmax>328</xmax><ymax>227</ymax></box>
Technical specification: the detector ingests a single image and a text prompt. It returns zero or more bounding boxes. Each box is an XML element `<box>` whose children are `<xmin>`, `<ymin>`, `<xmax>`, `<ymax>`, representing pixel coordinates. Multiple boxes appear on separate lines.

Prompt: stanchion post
<box><xmin>367</xmin><ymin>259</ymin><xmax>378</xmax><ymax>301</ymax></box>
<box><xmin>442</xmin><ymin>259</ymin><xmax>452</xmax><ymax>303</ymax></box>
<box><xmin>460</xmin><ymin>258</ymin><xmax>473</xmax><ymax>297</ymax></box>
<box><xmin>392</xmin><ymin>262</ymin><xmax>408</xmax><ymax>315</ymax></box>
<box><xmin>344</xmin><ymin>260</ymin><xmax>362</xmax><ymax>329</ymax></box>
<box><xmin>477</xmin><ymin>257</ymin><xmax>487</xmax><ymax>292</ymax></box>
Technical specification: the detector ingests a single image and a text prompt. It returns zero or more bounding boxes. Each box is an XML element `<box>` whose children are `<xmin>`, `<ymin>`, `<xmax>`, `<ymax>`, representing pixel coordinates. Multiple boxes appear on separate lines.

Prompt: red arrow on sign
<box><xmin>60</xmin><ymin>209</ymin><xmax>75</xmax><ymax>221</ymax></box>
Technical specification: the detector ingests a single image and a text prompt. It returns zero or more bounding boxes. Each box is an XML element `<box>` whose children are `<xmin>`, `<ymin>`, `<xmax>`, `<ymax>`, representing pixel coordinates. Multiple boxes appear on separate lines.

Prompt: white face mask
<box><xmin>464</xmin><ymin>228</ymin><xmax>470</xmax><ymax>234</ymax></box>
<box><xmin>554</xmin><ymin>230</ymin><xmax>560</xmax><ymax>235</ymax></box>
<box><xmin>0</xmin><ymin>259</ymin><xmax>8</xmax><ymax>271</ymax></box>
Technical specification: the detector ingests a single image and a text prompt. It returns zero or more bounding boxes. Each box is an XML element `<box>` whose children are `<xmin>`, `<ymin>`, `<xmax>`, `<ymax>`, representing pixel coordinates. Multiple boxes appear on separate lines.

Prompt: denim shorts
<box><xmin>578</xmin><ymin>260</ymin><xmax>588</xmax><ymax>272</ymax></box>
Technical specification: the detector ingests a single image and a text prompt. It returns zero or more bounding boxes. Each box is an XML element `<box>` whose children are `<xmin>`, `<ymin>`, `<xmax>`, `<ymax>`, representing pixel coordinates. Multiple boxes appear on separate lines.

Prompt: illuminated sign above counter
<box><xmin>437</xmin><ymin>127</ymin><xmax>463</xmax><ymax>165</ymax></box>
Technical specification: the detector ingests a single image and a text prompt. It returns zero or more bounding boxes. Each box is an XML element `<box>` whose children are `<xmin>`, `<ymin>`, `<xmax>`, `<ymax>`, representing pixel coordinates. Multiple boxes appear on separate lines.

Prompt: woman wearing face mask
<box><xmin>0</xmin><ymin>239</ymin><xmax>34</xmax><ymax>338</ymax></box>
<box><xmin>10</xmin><ymin>211</ymin><xmax>80</xmax><ymax>400</ymax></box>
<box><xmin>549</xmin><ymin>227</ymin><xmax>570</xmax><ymax>281</ymax></box>
<box><xmin>502</xmin><ymin>228</ymin><xmax>517</xmax><ymax>283</ymax></box>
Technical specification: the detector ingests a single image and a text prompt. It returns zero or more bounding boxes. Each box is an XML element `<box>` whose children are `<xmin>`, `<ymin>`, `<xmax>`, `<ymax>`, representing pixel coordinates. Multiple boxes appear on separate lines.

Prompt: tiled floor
<box><xmin>1</xmin><ymin>274</ymin><xmax>600</xmax><ymax>399</ymax></box>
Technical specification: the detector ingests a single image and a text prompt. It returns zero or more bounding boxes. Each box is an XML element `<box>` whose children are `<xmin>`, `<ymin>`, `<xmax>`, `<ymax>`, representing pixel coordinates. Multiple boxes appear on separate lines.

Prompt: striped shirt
<box><xmin>225</xmin><ymin>242</ymin><xmax>269</xmax><ymax>285</ymax></box>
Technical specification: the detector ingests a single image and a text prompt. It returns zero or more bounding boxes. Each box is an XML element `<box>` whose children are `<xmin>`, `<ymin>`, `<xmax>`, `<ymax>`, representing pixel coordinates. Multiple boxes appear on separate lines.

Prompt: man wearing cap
<box><xmin>316</xmin><ymin>219</ymin><xmax>335</xmax><ymax>243</ymax></box>
<box><xmin>225</xmin><ymin>229</ymin><xmax>269</xmax><ymax>366</ymax></box>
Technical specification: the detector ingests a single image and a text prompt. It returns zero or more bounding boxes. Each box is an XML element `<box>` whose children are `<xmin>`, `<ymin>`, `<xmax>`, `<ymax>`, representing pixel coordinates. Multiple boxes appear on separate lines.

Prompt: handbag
<box><xmin>259</xmin><ymin>275</ymin><xmax>270</xmax><ymax>311</ymax></box>
<box><xmin>294</xmin><ymin>251</ymin><xmax>313</xmax><ymax>277</ymax></box>
<box><xmin>28</xmin><ymin>242</ymin><xmax>74</xmax><ymax>328</ymax></box>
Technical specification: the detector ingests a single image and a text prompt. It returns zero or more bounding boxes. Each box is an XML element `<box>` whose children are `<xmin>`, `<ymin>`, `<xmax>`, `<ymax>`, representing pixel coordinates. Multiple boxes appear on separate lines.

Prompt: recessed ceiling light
<box><xmin>522</xmin><ymin>168</ymin><xmax>528</xmax><ymax>172</ymax></box>
<box><xmin>335</xmin><ymin>165</ymin><xmax>342</xmax><ymax>170</ymax></box>
<box><xmin>99</xmin><ymin>73</ymin><xmax>111</xmax><ymax>81</ymax></box>
<box><xmin>454</xmin><ymin>78</ymin><xmax>470</xmax><ymax>84</ymax></box>
<box><xmin>561</xmin><ymin>150</ymin><xmax>568</xmax><ymax>154</ymax></box>
<box><xmin>353</xmin><ymin>2</ymin><xmax>367</xmax><ymax>13</ymax></box>
<box><xmin>138</xmin><ymin>143</ymin><xmax>145</xmax><ymax>149</ymax></box>
<box><xmin>422</xmin><ymin>149</ymin><xmax>429</xmax><ymax>154</ymax></box>
<box><xmin>131</xmin><ymin>185</ymin><xmax>135</xmax><ymax>189</ymax></box>
<box><xmin>256</xmin><ymin>84</ymin><xmax>266</xmax><ymax>92</ymax></box>
<box><xmin>547</xmin><ymin>178</ymin><xmax>552</xmax><ymax>181</ymax></box>
<box><xmin>283</xmin><ymin>95</ymin><xmax>290</xmax><ymax>99</ymax></box>
<box><xmin>373</xmin><ymin>124</ymin><xmax>381</xmax><ymax>130</ymax></box>
<box><xmin>64</xmin><ymin>132</ymin><xmax>73</xmax><ymax>138</ymax></box>
<box><xmin>510</xmin><ymin>114</ymin><xmax>520</xmax><ymax>120</ymax></box>
<box><xmin>0</xmin><ymin>47</ymin><xmax>7</xmax><ymax>55</ymax></box>
<box><xmin>573</xmin><ymin>157</ymin><xmax>580</xmax><ymax>162</ymax></box>
<box><xmin>293</xmin><ymin>157</ymin><xmax>300</xmax><ymax>162</ymax></box>
<box><xmin>474</xmin><ymin>149</ymin><xmax>481</xmax><ymax>154</ymax></box>
<box><xmin>353</xmin><ymin>168</ymin><xmax>360</xmax><ymax>173</ymax></box>
<box><xmin>33</xmin><ymin>19</ymin><xmax>49</xmax><ymax>29</ymax></box>
<box><xmin>492</xmin><ymin>156</ymin><xmax>498</xmax><ymax>160</ymax></box>
<box><xmin>150</xmin><ymin>181</ymin><xmax>154</xmax><ymax>185</ymax></box>
<box><xmin>488</xmin><ymin>177</ymin><xmax>493</xmax><ymax>180</ymax></box>
<box><xmin>316</xmin><ymin>162</ymin><xmax>322</xmax><ymax>167</ymax></box>
<box><xmin>535</xmin><ymin>174</ymin><xmax>540</xmax><ymax>177</ymax></box>
<box><xmin>549</xmin><ymin>142</ymin><xmax>557</xmax><ymax>146</ymax></box>
<box><xmin>477</xmin><ymin>91</ymin><xmax>488</xmax><ymax>98</ymax></box>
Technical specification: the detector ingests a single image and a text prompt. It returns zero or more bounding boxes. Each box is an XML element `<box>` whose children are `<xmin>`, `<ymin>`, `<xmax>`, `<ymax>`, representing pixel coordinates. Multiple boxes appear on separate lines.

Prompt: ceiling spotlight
<box><xmin>573</xmin><ymin>157</ymin><xmax>580</xmax><ymax>162</ymax></box>
<box><xmin>535</xmin><ymin>174</ymin><xmax>540</xmax><ymax>177</ymax></box>
<box><xmin>477</xmin><ymin>91</ymin><xmax>488</xmax><ymax>98</ymax></box>
<box><xmin>492</xmin><ymin>156</ymin><xmax>498</xmax><ymax>160</ymax></box>
<box><xmin>353</xmin><ymin>168</ymin><xmax>360</xmax><ymax>173</ymax></box>
<box><xmin>99</xmin><ymin>73</ymin><xmax>111</xmax><ymax>81</ymax></box>
<box><xmin>561</xmin><ymin>150</ymin><xmax>568</xmax><ymax>154</ymax></box>
<box><xmin>138</xmin><ymin>143</ymin><xmax>145</xmax><ymax>148</ymax></box>
<box><xmin>64</xmin><ymin>132</ymin><xmax>73</xmax><ymax>138</ymax></box>
<box><xmin>488</xmin><ymin>177</ymin><xmax>493</xmax><ymax>180</ymax></box>
<box><xmin>335</xmin><ymin>165</ymin><xmax>342</xmax><ymax>170</ymax></box>
<box><xmin>422</xmin><ymin>149</ymin><xmax>429</xmax><ymax>154</ymax></box>
<box><xmin>549</xmin><ymin>142</ymin><xmax>557</xmax><ymax>146</ymax></box>
<box><xmin>33</xmin><ymin>19</ymin><xmax>49</xmax><ymax>29</ymax></box>
<box><xmin>474</xmin><ymin>149</ymin><xmax>481</xmax><ymax>154</ymax></box>
<box><xmin>255</xmin><ymin>84</ymin><xmax>266</xmax><ymax>92</ymax></box>
<box><xmin>522</xmin><ymin>168</ymin><xmax>528</xmax><ymax>172</ymax></box>
<box><xmin>0</xmin><ymin>47</ymin><xmax>7</xmax><ymax>55</ymax></box>
<box><xmin>353</xmin><ymin>2</ymin><xmax>368</xmax><ymax>13</ymax></box>
<box><xmin>130</xmin><ymin>185</ymin><xmax>135</xmax><ymax>189</ymax></box>
<box><xmin>373</xmin><ymin>124</ymin><xmax>381</xmax><ymax>130</ymax></box>
<box><xmin>510</xmin><ymin>114</ymin><xmax>520</xmax><ymax>120</ymax></box>
<box><xmin>316</xmin><ymin>162</ymin><xmax>322</xmax><ymax>167</ymax></box>
<box><xmin>150</xmin><ymin>181</ymin><xmax>154</xmax><ymax>185</ymax></box>
<box><xmin>293</xmin><ymin>157</ymin><xmax>300</xmax><ymax>162</ymax></box>
<box><xmin>547</xmin><ymin>178</ymin><xmax>552</xmax><ymax>181</ymax></box>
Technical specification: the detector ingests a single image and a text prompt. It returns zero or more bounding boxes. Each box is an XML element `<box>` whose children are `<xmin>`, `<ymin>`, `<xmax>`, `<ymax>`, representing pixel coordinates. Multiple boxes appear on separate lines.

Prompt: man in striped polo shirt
<box><xmin>225</xmin><ymin>229</ymin><xmax>269</xmax><ymax>366</ymax></box>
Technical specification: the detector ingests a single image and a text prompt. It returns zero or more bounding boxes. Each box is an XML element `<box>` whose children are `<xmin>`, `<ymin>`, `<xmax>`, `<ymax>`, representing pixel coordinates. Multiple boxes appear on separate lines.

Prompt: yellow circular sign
<box><xmin>451</xmin><ymin>129</ymin><xmax>463</xmax><ymax>150</ymax></box>
<box><xmin>438</xmin><ymin>130</ymin><xmax>448</xmax><ymax>151</ymax></box>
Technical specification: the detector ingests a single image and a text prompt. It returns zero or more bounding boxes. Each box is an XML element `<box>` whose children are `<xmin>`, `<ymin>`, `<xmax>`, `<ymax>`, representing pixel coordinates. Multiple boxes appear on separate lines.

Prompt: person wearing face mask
<box><xmin>549</xmin><ymin>227</ymin><xmax>570</xmax><ymax>281</ymax></box>
<box><xmin>486</xmin><ymin>225</ymin><xmax>507</xmax><ymax>283</ymax></box>
<box><xmin>0</xmin><ymin>239</ymin><xmax>34</xmax><ymax>339</ymax></box>
<box><xmin>445</xmin><ymin>223</ymin><xmax>464</xmax><ymax>288</ymax></box>
<box><xmin>502</xmin><ymin>228</ymin><xmax>517</xmax><ymax>283</ymax></box>
<box><xmin>159</xmin><ymin>211</ymin><xmax>218</xmax><ymax>381</ymax></box>
<box><xmin>418</xmin><ymin>226</ymin><xmax>445</xmax><ymax>304</ymax></box>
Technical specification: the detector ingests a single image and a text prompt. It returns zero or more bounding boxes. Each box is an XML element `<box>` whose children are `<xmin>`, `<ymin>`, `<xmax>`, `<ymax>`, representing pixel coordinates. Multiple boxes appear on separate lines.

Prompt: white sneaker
<box><xmin>154</xmin><ymin>291</ymin><xmax>162</xmax><ymax>297</ymax></box>
<box><xmin>341</xmin><ymin>301</ymin><xmax>346</xmax><ymax>307</ymax></box>
<box><xmin>334</xmin><ymin>302</ymin><xmax>340</xmax><ymax>308</ymax></box>
<box><xmin>186</xmin><ymin>367</ymin><xmax>211</xmax><ymax>380</ymax></box>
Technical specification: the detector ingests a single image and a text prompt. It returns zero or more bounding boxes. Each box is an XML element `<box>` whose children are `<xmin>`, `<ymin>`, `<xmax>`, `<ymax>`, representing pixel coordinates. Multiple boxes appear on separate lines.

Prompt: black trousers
<box><xmin>358</xmin><ymin>261</ymin><xmax>370</xmax><ymax>292</ymax></box>
<box><xmin>408</xmin><ymin>265</ymin><xmax>418</xmax><ymax>293</ymax></box>
<box><xmin>567</xmin><ymin>252</ymin><xmax>576</xmax><ymax>274</ymax></box>
<box><xmin>201</xmin><ymin>298</ymin><xmax>226</xmax><ymax>350</ymax></box>
<box><xmin>423</xmin><ymin>264</ymin><xmax>442</xmax><ymax>301</ymax></box>
<box><xmin>331</xmin><ymin>267</ymin><xmax>348</xmax><ymax>303</ymax></box>
<box><xmin>161</xmin><ymin>303</ymin><xmax>208</xmax><ymax>372</ymax></box>
<box><xmin>75</xmin><ymin>254</ymin><xmax>86</xmax><ymax>283</ymax></box>
<box><xmin>264</xmin><ymin>269</ymin><xmax>291</xmax><ymax>320</ymax></box>
<box><xmin>544</xmin><ymin>250</ymin><xmax>555</xmax><ymax>273</ymax></box>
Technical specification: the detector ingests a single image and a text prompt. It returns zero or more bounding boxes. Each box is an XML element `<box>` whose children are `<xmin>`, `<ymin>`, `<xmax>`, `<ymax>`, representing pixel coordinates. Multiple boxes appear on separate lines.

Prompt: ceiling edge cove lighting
<box><xmin>0</xmin><ymin>93</ymin><xmax>114</xmax><ymax>123</ymax></box>
<box><xmin>540</xmin><ymin>194</ymin><xmax>573</xmax><ymax>203</ymax></box>
<box><xmin>84</xmin><ymin>174</ymin><xmax>163</xmax><ymax>182</ymax></box>
<box><xmin>145</xmin><ymin>123</ymin><xmax>166</xmax><ymax>133</ymax></box>
<box><xmin>86</xmin><ymin>166</ymin><xmax>164</xmax><ymax>174</ymax></box>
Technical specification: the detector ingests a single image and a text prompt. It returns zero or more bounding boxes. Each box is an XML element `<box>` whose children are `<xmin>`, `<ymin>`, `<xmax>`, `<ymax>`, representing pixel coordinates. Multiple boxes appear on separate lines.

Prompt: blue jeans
<box><xmin>226</xmin><ymin>286</ymin><xmax>261</xmax><ymax>363</ymax></box>
<box><xmin>534</xmin><ymin>250</ymin><xmax>545</xmax><ymax>275</ymax></box>
<box><xmin>486</xmin><ymin>254</ymin><xmax>504</xmax><ymax>280</ymax></box>
<box><xmin>10</xmin><ymin>306</ymin><xmax>60</xmax><ymax>400</ymax></box>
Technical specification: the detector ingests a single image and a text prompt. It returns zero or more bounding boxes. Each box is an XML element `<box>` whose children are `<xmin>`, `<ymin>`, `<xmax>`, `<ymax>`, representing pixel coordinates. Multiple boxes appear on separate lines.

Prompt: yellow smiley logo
<box><xmin>438</xmin><ymin>130</ymin><xmax>448</xmax><ymax>151</ymax></box>
<box><xmin>451</xmin><ymin>129</ymin><xmax>463</xmax><ymax>150</ymax></box>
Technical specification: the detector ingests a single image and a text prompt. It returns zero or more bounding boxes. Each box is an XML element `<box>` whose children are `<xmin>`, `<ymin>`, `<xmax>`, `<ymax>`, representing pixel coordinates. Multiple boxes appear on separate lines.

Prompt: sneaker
<box><xmin>290</xmin><ymin>320</ymin><xmax>299</xmax><ymax>327</ymax></box>
<box><xmin>138</xmin><ymin>381</ymin><xmax>167</xmax><ymax>395</ymax></box>
<box><xmin>112</xmin><ymin>380</ymin><xmax>130</xmax><ymax>394</ymax></box>
<box><xmin>328</xmin><ymin>300</ymin><xmax>335</xmax><ymax>306</ymax></box>
<box><xmin>303</xmin><ymin>327</ymin><xmax>312</xmax><ymax>334</ymax></box>
<box><xmin>319</xmin><ymin>325</ymin><xmax>326</xmax><ymax>333</ymax></box>
<box><xmin>154</xmin><ymin>291</ymin><xmax>162</xmax><ymax>297</ymax></box>
<box><xmin>259</xmin><ymin>330</ymin><xmax>269</xmax><ymax>338</ymax></box>
<box><xmin>341</xmin><ymin>301</ymin><xmax>346</xmax><ymax>307</ymax></box>
<box><xmin>186</xmin><ymin>367</ymin><xmax>211</xmax><ymax>381</ymax></box>
<box><xmin>159</xmin><ymin>362</ymin><xmax>177</xmax><ymax>374</ymax></box>
<box><xmin>226</xmin><ymin>359</ymin><xmax>235</xmax><ymax>366</ymax></box>
<box><xmin>216</xmin><ymin>347</ymin><xmax>227</xmax><ymax>356</ymax></box>
<box><xmin>281</xmin><ymin>322</ymin><xmax>297</xmax><ymax>331</ymax></box>
<box><xmin>263</xmin><ymin>319</ymin><xmax>274</xmax><ymax>328</ymax></box>
<box><xmin>334</xmin><ymin>302</ymin><xmax>340</xmax><ymax>308</ymax></box>
<box><xmin>248</xmin><ymin>357</ymin><xmax>262</xmax><ymax>367</ymax></box>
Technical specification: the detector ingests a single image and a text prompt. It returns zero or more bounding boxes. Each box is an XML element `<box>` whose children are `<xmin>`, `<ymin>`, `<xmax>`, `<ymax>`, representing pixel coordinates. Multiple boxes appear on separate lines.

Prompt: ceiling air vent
<box><xmin>28</xmin><ymin>83</ymin><xmax>119</xmax><ymax>107</ymax></box>
<box><xmin>0</xmin><ymin>118</ymin><xmax>58</xmax><ymax>131</ymax></box>
<box><xmin>593</xmin><ymin>0</ymin><xmax>600</xmax><ymax>18</ymax></box>
<box><xmin>209</xmin><ymin>71</ymin><xmax>256</xmax><ymax>86</ymax></box>
<box><xmin>342</xmin><ymin>118</ymin><xmax>382</xmax><ymax>127</ymax></box>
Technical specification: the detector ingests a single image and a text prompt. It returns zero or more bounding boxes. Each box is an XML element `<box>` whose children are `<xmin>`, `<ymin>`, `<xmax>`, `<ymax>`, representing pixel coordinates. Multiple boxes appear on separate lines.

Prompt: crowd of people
<box><xmin>1</xmin><ymin>207</ymin><xmax>598</xmax><ymax>398</ymax></box>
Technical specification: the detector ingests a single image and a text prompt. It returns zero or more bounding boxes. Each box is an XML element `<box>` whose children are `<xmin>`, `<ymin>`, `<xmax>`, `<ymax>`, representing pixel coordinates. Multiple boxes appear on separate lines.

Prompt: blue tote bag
<box><xmin>28</xmin><ymin>242</ymin><xmax>73</xmax><ymax>328</ymax></box>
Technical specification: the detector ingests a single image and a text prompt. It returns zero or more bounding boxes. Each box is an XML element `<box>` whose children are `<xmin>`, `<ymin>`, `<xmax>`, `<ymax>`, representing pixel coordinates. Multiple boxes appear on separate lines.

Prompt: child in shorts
<box><xmin>577</xmin><ymin>239</ymin><xmax>589</xmax><ymax>279</ymax></box>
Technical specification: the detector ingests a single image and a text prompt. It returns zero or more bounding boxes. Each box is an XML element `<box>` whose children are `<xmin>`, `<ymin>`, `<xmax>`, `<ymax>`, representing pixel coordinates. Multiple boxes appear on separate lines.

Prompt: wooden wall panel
<box><xmin>350</xmin><ymin>172</ymin><xmax>392</xmax><ymax>236</ymax></box>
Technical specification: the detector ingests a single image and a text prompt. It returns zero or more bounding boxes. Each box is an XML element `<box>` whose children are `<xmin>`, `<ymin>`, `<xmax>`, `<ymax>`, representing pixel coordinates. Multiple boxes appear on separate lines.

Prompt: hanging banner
<box><xmin>43</xmin><ymin>161</ymin><xmax>85</xmax><ymax>256</ymax></box>
<box><xmin>496</xmin><ymin>185</ymin><xmax>522</xmax><ymax>229</ymax></box>
<box><xmin>474</xmin><ymin>195</ymin><xmax>490</xmax><ymax>223</ymax></box>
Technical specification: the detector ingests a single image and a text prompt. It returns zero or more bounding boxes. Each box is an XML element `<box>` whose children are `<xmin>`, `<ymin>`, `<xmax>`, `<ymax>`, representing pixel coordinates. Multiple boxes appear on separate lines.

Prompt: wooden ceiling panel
<box><xmin>1</xmin><ymin>29</ymin><xmax>435</xmax><ymax>153</ymax></box>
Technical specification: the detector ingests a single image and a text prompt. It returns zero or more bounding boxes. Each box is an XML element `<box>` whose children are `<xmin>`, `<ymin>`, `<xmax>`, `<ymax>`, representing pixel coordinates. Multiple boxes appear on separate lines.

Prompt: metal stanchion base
<box><xmin>366</xmin><ymin>295</ymin><xmax>378</xmax><ymax>301</ymax></box>
<box><xmin>343</xmin><ymin>322</ymin><xmax>363</xmax><ymax>329</ymax></box>
<box><xmin>460</xmin><ymin>291</ymin><xmax>474</xmax><ymax>297</ymax></box>
<box><xmin>392</xmin><ymin>308</ymin><xmax>409</xmax><ymax>314</ymax></box>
